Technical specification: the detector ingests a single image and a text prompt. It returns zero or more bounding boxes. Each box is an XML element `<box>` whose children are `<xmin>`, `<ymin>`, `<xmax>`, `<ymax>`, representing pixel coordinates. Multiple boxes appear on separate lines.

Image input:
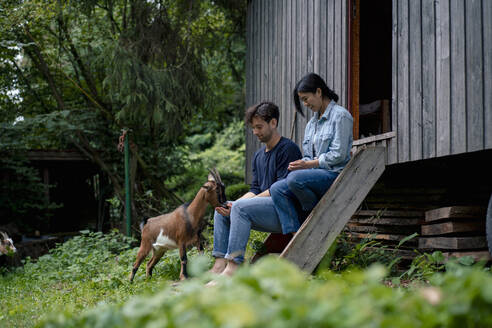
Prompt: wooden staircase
<box><xmin>261</xmin><ymin>147</ymin><xmax>387</xmax><ymax>273</ymax></box>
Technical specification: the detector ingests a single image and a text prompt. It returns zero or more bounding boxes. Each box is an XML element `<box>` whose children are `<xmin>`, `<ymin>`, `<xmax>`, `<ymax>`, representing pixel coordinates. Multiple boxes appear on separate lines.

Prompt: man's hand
<box><xmin>288</xmin><ymin>159</ymin><xmax>318</xmax><ymax>171</ymax></box>
<box><xmin>216</xmin><ymin>202</ymin><xmax>232</xmax><ymax>216</ymax></box>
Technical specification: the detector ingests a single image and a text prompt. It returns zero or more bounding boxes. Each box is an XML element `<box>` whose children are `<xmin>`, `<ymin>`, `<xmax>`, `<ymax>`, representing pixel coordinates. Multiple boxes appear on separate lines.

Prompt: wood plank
<box><xmin>397</xmin><ymin>0</ymin><xmax>410</xmax><ymax>163</ymax></box>
<box><xmin>282</xmin><ymin>0</ymin><xmax>295</xmax><ymax>138</ymax></box>
<box><xmin>340</xmin><ymin>0</ymin><xmax>347</xmax><ymax>107</ymax></box>
<box><xmin>280</xmin><ymin>147</ymin><xmax>386</xmax><ymax>273</ymax></box>
<box><xmin>355</xmin><ymin>209</ymin><xmax>424</xmax><ymax>217</ymax></box>
<box><xmin>347</xmin><ymin>232</ymin><xmax>418</xmax><ymax>244</ymax></box>
<box><xmin>421</xmin><ymin>0</ymin><xmax>436</xmax><ymax>159</ymax></box>
<box><xmin>327</xmin><ymin>0</ymin><xmax>335</xmax><ymax>95</ymax></box>
<box><xmin>318</xmin><ymin>0</ymin><xmax>327</xmax><ymax>85</ymax></box>
<box><xmin>442</xmin><ymin>251</ymin><xmax>492</xmax><ymax>262</ymax></box>
<box><xmin>388</xmin><ymin>0</ymin><xmax>398</xmax><ymax>164</ymax></box>
<box><xmin>421</xmin><ymin>221</ymin><xmax>485</xmax><ymax>236</ymax></box>
<box><xmin>313</xmin><ymin>0</ymin><xmax>320</xmax><ymax>73</ymax></box>
<box><xmin>449</xmin><ymin>0</ymin><xmax>466</xmax><ymax>154</ymax></box>
<box><xmin>465</xmin><ymin>0</ymin><xmax>484</xmax><ymax>152</ymax></box>
<box><xmin>347</xmin><ymin>223</ymin><xmax>418</xmax><ymax>235</ymax></box>
<box><xmin>350</xmin><ymin>217</ymin><xmax>423</xmax><ymax>226</ymax></box>
<box><xmin>436</xmin><ymin>0</ymin><xmax>451</xmax><ymax>157</ymax></box>
<box><xmin>409</xmin><ymin>0</ymin><xmax>422</xmax><ymax>161</ymax></box>
<box><xmin>352</xmin><ymin>132</ymin><xmax>396</xmax><ymax>146</ymax></box>
<box><xmin>419</xmin><ymin>237</ymin><xmax>487</xmax><ymax>250</ymax></box>
<box><xmin>484</xmin><ymin>0</ymin><xmax>492</xmax><ymax>149</ymax></box>
<box><xmin>425</xmin><ymin>206</ymin><xmax>487</xmax><ymax>222</ymax></box>
<box><xmin>307</xmin><ymin>0</ymin><xmax>314</xmax><ymax>73</ymax></box>
<box><xmin>348</xmin><ymin>0</ymin><xmax>360</xmax><ymax>139</ymax></box>
<box><xmin>333</xmin><ymin>0</ymin><xmax>342</xmax><ymax>100</ymax></box>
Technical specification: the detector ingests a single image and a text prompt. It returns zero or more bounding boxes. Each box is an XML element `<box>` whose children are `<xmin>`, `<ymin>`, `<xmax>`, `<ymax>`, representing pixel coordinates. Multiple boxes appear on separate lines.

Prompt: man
<box><xmin>210</xmin><ymin>101</ymin><xmax>302</xmax><ymax>277</ymax></box>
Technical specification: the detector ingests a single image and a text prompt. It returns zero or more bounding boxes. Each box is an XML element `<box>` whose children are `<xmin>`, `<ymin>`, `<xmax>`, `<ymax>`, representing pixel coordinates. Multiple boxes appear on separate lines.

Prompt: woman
<box><xmin>270</xmin><ymin>73</ymin><xmax>353</xmax><ymax>232</ymax></box>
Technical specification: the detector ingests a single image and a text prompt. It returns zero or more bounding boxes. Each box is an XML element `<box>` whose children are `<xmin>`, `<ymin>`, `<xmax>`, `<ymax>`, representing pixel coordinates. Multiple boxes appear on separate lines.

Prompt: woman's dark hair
<box><xmin>245</xmin><ymin>101</ymin><xmax>280</xmax><ymax>127</ymax></box>
<box><xmin>293</xmin><ymin>73</ymin><xmax>339</xmax><ymax>117</ymax></box>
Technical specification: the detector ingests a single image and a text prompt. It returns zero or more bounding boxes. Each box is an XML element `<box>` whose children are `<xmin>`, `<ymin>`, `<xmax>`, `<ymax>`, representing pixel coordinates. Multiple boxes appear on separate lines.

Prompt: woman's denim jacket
<box><xmin>302</xmin><ymin>100</ymin><xmax>353</xmax><ymax>172</ymax></box>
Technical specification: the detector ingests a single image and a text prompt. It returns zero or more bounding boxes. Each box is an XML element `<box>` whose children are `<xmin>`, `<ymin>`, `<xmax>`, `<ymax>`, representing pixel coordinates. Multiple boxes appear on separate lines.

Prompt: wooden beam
<box><xmin>424</xmin><ymin>206</ymin><xmax>487</xmax><ymax>222</ymax></box>
<box><xmin>346</xmin><ymin>223</ymin><xmax>418</xmax><ymax>235</ymax></box>
<box><xmin>421</xmin><ymin>221</ymin><xmax>485</xmax><ymax>236</ymax></box>
<box><xmin>280</xmin><ymin>147</ymin><xmax>386</xmax><ymax>273</ymax></box>
<box><xmin>354</xmin><ymin>209</ymin><xmax>423</xmax><ymax>217</ymax></box>
<box><xmin>350</xmin><ymin>217</ymin><xmax>423</xmax><ymax>226</ymax></box>
<box><xmin>347</xmin><ymin>232</ymin><xmax>418</xmax><ymax>244</ymax></box>
<box><xmin>419</xmin><ymin>237</ymin><xmax>487</xmax><ymax>250</ymax></box>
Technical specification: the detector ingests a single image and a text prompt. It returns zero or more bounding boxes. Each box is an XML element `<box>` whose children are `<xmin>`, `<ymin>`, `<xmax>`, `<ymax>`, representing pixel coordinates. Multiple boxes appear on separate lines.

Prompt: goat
<box><xmin>0</xmin><ymin>231</ymin><xmax>16</xmax><ymax>256</ymax></box>
<box><xmin>129</xmin><ymin>169</ymin><xmax>226</xmax><ymax>282</ymax></box>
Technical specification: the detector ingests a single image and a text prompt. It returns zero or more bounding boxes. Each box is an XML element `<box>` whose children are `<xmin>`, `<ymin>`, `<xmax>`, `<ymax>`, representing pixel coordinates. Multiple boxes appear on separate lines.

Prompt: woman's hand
<box><xmin>288</xmin><ymin>159</ymin><xmax>318</xmax><ymax>171</ymax></box>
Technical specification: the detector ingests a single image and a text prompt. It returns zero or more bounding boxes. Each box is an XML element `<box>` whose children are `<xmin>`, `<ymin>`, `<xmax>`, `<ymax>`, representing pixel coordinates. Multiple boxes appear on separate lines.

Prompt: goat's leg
<box><xmin>146</xmin><ymin>248</ymin><xmax>165</xmax><ymax>278</ymax></box>
<box><xmin>130</xmin><ymin>243</ymin><xmax>151</xmax><ymax>282</ymax></box>
<box><xmin>196</xmin><ymin>232</ymin><xmax>204</xmax><ymax>254</ymax></box>
<box><xmin>179</xmin><ymin>244</ymin><xmax>188</xmax><ymax>280</ymax></box>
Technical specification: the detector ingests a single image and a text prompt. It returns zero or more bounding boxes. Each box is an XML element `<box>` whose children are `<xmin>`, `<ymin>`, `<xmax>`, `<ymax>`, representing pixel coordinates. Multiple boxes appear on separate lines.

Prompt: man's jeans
<box><xmin>270</xmin><ymin>169</ymin><xmax>339</xmax><ymax>233</ymax></box>
<box><xmin>212</xmin><ymin>197</ymin><xmax>283</xmax><ymax>263</ymax></box>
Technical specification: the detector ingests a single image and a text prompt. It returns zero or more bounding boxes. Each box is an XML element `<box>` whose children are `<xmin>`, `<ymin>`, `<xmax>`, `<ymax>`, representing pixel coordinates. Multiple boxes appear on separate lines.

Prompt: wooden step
<box><xmin>280</xmin><ymin>147</ymin><xmax>386</xmax><ymax>273</ymax></box>
<box><xmin>421</xmin><ymin>220</ymin><xmax>485</xmax><ymax>236</ymax></box>
<box><xmin>419</xmin><ymin>236</ymin><xmax>487</xmax><ymax>250</ymax></box>
<box><xmin>424</xmin><ymin>206</ymin><xmax>487</xmax><ymax>223</ymax></box>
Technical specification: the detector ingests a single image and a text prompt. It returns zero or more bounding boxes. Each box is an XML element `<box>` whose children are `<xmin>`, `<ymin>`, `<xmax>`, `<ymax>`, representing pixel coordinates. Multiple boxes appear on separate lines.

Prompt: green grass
<box><xmin>0</xmin><ymin>230</ymin><xmax>202</xmax><ymax>327</ymax></box>
<box><xmin>1</xmin><ymin>231</ymin><xmax>492</xmax><ymax>328</ymax></box>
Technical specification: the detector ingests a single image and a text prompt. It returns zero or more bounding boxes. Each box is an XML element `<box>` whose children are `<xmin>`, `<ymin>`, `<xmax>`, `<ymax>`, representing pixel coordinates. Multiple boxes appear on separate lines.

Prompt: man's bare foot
<box><xmin>220</xmin><ymin>260</ymin><xmax>239</xmax><ymax>277</ymax></box>
<box><xmin>209</xmin><ymin>257</ymin><xmax>227</xmax><ymax>274</ymax></box>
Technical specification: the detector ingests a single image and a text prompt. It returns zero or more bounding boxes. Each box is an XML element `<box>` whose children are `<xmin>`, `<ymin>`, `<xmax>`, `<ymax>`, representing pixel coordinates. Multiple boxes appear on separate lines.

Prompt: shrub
<box><xmin>37</xmin><ymin>257</ymin><xmax>492</xmax><ymax>328</ymax></box>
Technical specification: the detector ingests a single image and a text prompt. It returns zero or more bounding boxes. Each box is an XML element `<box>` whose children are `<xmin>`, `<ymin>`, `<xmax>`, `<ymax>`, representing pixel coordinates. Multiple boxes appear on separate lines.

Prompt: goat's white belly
<box><xmin>153</xmin><ymin>229</ymin><xmax>178</xmax><ymax>251</ymax></box>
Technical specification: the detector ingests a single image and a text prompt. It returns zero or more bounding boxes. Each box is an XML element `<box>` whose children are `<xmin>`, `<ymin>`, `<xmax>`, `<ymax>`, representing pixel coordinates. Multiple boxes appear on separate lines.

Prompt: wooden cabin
<box><xmin>245</xmin><ymin>0</ymin><xmax>492</xmax><ymax>269</ymax></box>
<box><xmin>1</xmin><ymin>150</ymin><xmax>109</xmax><ymax>266</ymax></box>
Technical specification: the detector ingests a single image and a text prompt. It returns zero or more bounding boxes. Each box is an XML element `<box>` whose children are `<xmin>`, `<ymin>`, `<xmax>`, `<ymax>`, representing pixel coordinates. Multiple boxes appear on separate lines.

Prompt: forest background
<box><xmin>0</xmin><ymin>0</ymin><xmax>249</xmax><ymax>234</ymax></box>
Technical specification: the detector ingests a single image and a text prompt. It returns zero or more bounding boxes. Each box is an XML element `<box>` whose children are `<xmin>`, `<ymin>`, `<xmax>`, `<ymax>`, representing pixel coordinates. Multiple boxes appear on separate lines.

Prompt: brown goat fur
<box><xmin>129</xmin><ymin>170</ymin><xmax>226</xmax><ymax>282</ymax></box>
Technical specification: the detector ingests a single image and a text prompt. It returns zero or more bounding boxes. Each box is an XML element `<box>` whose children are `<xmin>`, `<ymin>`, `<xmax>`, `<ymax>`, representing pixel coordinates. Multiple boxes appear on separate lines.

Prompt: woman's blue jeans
<box><xmin>212</xmin><ymin>197</ymin><xmax>283</xmax><ymax>264</ymax></box>
<box><xmin>270</xmin><ymin>169</ymin><xmax>339</xmax><ymax>230</ymax></box>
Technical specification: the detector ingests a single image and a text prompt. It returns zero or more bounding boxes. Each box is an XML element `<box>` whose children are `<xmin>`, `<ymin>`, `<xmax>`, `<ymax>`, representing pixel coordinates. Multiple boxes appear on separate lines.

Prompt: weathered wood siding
<box><xmin>245</xmin><ymin>0</ymin><xmax>347</xmax><ymax>181</ymax></box>
<box><xmin>246</xmin><ymin>0</ymin><xmax>491</xmax><ymax>179</ymax></box>
<box><xmin>388</xmin><ymin>0</ymin><xmax>492</xmax><ymax>164</ymax></box>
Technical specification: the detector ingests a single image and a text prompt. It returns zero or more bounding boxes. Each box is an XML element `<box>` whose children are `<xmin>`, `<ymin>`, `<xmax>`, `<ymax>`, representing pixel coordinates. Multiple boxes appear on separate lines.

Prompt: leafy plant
<box><xmin>37</xmin><ymin>257</ymin><xmax>492</xmax><ymax>328</ymax></box>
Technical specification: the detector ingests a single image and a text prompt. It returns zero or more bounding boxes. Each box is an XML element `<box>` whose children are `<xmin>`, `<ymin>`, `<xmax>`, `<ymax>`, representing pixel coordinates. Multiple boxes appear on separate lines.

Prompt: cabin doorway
<box><xmin>349</xmin><ymin>0</ymin><xmax>392</xmax><ymax>140</ymax></box>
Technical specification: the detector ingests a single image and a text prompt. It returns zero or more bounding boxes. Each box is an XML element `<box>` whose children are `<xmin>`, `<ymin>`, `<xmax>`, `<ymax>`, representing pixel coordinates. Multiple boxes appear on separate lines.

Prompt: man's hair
<box><xmin>245</xmin><ymin>101</ymin><xmax>280</xmax><ymax>127</ymax></box>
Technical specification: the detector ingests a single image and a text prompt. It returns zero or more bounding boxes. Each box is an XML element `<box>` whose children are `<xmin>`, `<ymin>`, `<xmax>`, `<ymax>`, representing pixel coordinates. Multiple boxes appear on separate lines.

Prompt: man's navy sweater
<box><xmin>250</xmin><ymin>137</ymin><xmax>302</xmax><ymax>194</ymax></box>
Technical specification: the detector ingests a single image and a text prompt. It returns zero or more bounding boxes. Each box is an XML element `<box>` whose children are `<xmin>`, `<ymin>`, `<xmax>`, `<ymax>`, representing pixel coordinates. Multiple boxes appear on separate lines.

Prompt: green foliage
<box><xmin>0</xmin><ymin>230</ymin><xmax>206</xmax><ymax>327</ymax></box>
<box><xmin>0</xmin><ymin>0</ymin><xmax>247</xmax><ymax>230</ymax></box>
<box><xmin>168</xmin><ymin>120</ymin><xmax>245</xmax><ymax>202</ymax></box>
<box><xmin>400</xmin><ymin>251</ymin><xmax>446</xmax><ymax>282</ymax></box>
<box><xmin>37</xmin><ymin>256</ymin><xmax>492</xmax><ymax>328</ymax></box>
<box><xmin>320</xmin><ymin>232</ymin><xmax>419</xmax><ymax>276</ymax></box>
<box><xmin>226</xmin><ymin>183</ymin><xmax>250</xmax><ymax>200</ymax></box>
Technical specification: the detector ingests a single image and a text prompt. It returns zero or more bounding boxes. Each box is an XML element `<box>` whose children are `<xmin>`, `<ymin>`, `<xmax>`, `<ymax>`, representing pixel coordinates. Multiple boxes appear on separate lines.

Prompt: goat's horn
<box><xmin>208</xmin><ymin>168</ymin><xmax>217</xmax><ymax>182</ymax></box>
<box><xmin>213</xmin><ymin>168</ymin><xmax>223</xmax><ymax>184</ymax></box>
<box><xmin>210</xmin><ymin>168</ymin><xmax>222</xmax><ymax>184</ymax></box>
<box><xmin>0</xmin><ymin>231</ymin><xmax>7</xmax><ymax>239</ymax></box>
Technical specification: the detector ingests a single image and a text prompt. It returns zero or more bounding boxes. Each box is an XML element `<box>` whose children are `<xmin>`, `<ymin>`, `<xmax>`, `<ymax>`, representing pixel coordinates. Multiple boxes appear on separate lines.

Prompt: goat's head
<box><xmin>0</xmin><ymin>231</ymin><xmax>16</xmax><ymax>256</ymax></box>
<box><xmin>201</xmin><ymin>168</ymin><xmax>227</xmax><ymax>208</ymax></box>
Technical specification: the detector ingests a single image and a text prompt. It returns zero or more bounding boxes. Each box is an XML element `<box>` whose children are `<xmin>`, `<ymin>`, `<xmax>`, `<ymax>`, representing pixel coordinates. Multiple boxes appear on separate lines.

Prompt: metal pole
<box><xmin>124</xmin><ymin>130</ymin><xmax>131</xmax><ymax>236</ymax></box>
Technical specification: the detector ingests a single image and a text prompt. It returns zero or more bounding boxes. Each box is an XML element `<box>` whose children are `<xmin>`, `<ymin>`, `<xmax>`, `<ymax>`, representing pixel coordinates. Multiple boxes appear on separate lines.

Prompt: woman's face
<box><xmin>298</xmin><ymin>88</ymin><xmax>323</xmax><ymax>112</ymax></box>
